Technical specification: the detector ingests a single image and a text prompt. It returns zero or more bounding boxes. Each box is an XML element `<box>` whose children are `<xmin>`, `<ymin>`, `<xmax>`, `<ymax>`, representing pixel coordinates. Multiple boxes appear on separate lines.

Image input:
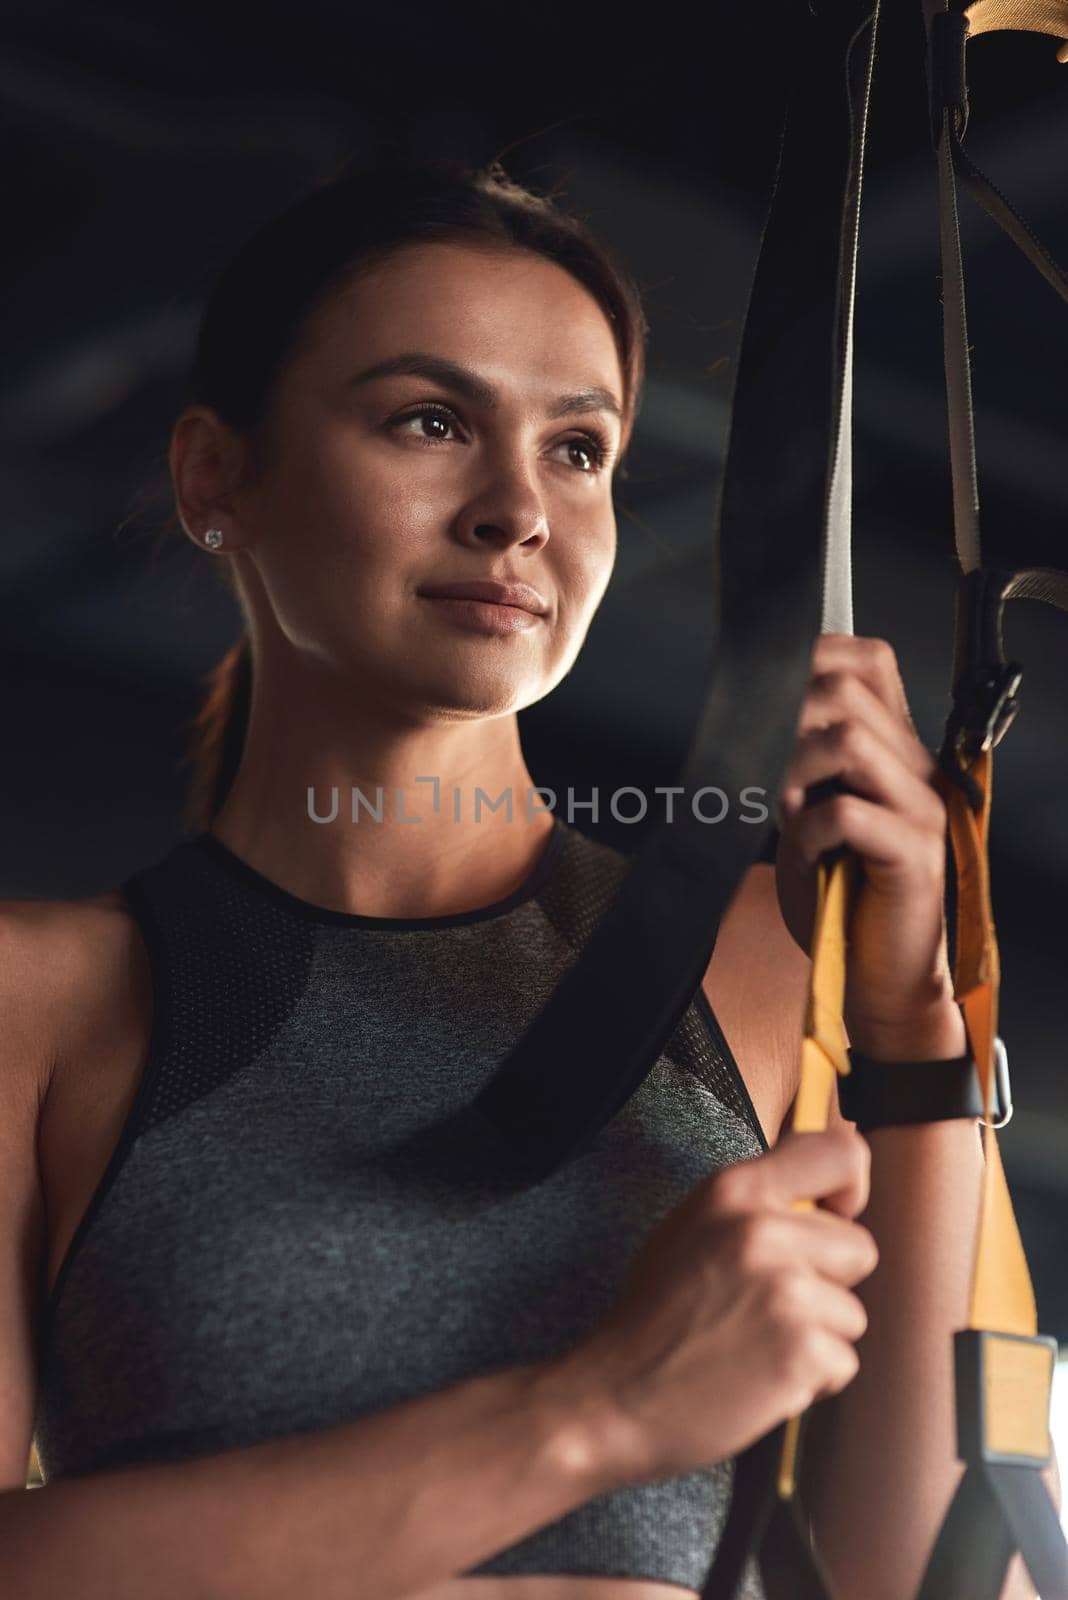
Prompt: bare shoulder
<box><xmin>0</xmin><ymin>889</ymin><xmax>145</xmax><ymax>1096</ymax></box>
<box><xmin>701</xmin><ymin>862</ymin><xmax>812</xmax><ymax>1146</ymax></box>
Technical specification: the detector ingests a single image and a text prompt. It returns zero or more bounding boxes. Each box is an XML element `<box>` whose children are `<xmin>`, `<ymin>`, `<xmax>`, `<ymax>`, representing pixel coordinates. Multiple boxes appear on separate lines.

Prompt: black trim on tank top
<box><xmin>190</xmin><ymin>814</ymin><xmax>567</xmax><ymax>931</ymax></box>
<box><xmin>35</xmin><ymin>869</ymin><xmax>174</xmax><ymax>1364</ymax></box>
<box><xmin>693</xmin><ymin>983</ymin><xmax>770</xmax><ymax>1153</ymax></box>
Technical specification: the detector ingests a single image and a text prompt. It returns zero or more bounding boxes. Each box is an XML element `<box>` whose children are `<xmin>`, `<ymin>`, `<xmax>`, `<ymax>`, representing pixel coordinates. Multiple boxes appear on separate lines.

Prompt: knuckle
<box><xmin>825</xmin><ymin>719</ymin><xmax>858</xmax><ymax>759</ymax></box>
<box><xmin>765</xmin><ymin>1269</ymin><xmax>811</xmax><ymax>1329</ymax></box>
<box><xmin>704</xmin><ymin>1164</ymin><xmax>748</xmax><ymax>1217</ymax></box>
<box><xmin>834</xmin><ymin>1342</ymin><xmax>862</xmax><ymax>1391</ymax></box>
<box><xmin>859</xmin><ymin>1225</ymin><xmax>879</xmax><ymax>1274</ymax></box>
<box><xmin>784</xmin><ymin>1323</ymin><xmax>826</xmax><ymax>1384</ymax></box>
<box><xmin>849</xmin><ymin>1293</ymin><xmax>870</xmax><ymax>1340</ymax></box>
<box><xmin>814</xmin><ymin>669</ymin><xmax>850</xmax><ymax>706</ymax></box>
<box><xmin>732</xmin><ymin>1215</ymin><xmax>774</xmax><ymax>1276</ymax></box>
<box><xmin>925</xmin><ymin>784</ymin><xmax>948</xmax><ymax>827</ymax></box>
<box><xmin>835</xmin><ymin>1122</ymin><xmax>869</xmax><ymax>1173</ymax></box>
<box><xmin>828</xmin><ymin>792</ymin><xmax>859</xmax><ymax>830</ymax></box>
<box><xmin>863</xmin><ymin>635</ymin><xmax>897</xmax><ymax>672</ymax></box>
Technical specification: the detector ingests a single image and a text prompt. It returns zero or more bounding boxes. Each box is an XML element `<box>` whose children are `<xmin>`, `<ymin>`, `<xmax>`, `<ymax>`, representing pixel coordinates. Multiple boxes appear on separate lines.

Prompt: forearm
<box><xmin>1</xmin><ymin>1362</ymin><xmax>622</xmax><ymax>1600</ymax></box>
<box><xmin>802</xmin><ymin>1117</ymin><xmax>1057</xmax><ymax>1600</ymax></box>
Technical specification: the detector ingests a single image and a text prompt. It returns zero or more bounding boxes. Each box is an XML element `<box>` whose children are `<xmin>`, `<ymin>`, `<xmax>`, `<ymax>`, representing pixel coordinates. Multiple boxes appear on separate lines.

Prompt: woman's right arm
<box><xmin>0</xmin><ymin>902</ymin><xmax>633</xmax><ymax>1600</ymax></box>
<box><xmin>2</xmin><ymin>1360</ymin><xmax>623</xmax><ymax>1600</ymax></box>
<box><xmin>0</xmin><ymin>905</ymin><xmax>876</xmax><ymax>1600</ymax></box>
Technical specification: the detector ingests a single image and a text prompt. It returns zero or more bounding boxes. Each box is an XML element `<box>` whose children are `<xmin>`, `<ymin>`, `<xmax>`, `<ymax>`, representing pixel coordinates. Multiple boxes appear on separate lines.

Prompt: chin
<box><xmin>435</xmin><ymin>670</ymin><xmax>558</xmax><ymax>721</ymax></box>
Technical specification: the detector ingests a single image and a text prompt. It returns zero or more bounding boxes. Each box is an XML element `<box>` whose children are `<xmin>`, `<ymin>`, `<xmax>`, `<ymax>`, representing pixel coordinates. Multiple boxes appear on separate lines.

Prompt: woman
<box><xmin>0</xmin><ymin>157</ymin><xmax>1037</xmax><ymax>1600</ymax></box>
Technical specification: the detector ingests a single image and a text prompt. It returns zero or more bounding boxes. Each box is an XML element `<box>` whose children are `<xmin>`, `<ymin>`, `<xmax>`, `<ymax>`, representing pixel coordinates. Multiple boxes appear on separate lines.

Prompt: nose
<box><xmin>454</xmin><ymin>465</ymin><xmax>550</xmax><ymax>554</ymax></box>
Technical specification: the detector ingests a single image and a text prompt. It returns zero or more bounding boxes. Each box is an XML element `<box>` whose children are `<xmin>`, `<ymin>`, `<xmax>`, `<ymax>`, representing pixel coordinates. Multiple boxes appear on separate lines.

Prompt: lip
<box><xmin>416</xmin><ymin>579</ymin><xmax>549</xmax><ymax>615</ymax></box>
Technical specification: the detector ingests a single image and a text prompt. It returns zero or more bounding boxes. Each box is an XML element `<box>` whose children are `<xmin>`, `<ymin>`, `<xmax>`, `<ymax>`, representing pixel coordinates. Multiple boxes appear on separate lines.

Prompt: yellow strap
<box><xmin>776</xmin><ymin>0</ymin><xmax>1059</xmax><ymax>1518</ymax></box>
<box><xmin>937</xmin><ymin>751</ymin><xmax>1038</xmax><ymax>1336</ymax></box>
<box><xmin>965</xmin><ymin>0</ymin><xmax>1068</xmax><ymax>59</ymax></box>
<box><xmin>778</xmin><ymin>852</ymin><xmax>857</xmax><ymax>1497</ymax></box>
<box><xmin>779</xmin><ymin>748</ymin><xmax>1040</xmax><ymax>1497</ymax></box>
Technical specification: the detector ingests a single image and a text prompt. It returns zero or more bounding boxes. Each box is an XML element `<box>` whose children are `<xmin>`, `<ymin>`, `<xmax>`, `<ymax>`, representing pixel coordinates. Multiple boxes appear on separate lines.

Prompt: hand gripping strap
<box><xmin>700</xmin><ymin>852</ymin><xmax>858</xmax><ymax>1600</ymax></box>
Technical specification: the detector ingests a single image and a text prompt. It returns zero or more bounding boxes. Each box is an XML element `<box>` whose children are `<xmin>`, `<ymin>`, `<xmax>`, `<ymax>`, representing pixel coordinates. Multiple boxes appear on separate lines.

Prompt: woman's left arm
<box><xmin>769</xmin><ymin>633</ymin><xmax>1061</xmax><ymax>1600</ymax></box>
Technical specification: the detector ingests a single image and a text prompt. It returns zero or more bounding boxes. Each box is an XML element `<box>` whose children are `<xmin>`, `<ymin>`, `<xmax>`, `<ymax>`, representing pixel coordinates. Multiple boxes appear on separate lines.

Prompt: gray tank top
<box><xmin>33</xmin><ymin>815</ymin><xmax>768</xmax><ymax>1594</ymax></box>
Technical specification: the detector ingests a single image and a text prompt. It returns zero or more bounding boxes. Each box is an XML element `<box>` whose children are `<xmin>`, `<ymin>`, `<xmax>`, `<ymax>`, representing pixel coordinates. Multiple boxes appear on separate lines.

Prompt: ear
<box><xmin>170</xmin><ymin>406</ymin><xmax>253</xmax><ymax>553</ymax></box>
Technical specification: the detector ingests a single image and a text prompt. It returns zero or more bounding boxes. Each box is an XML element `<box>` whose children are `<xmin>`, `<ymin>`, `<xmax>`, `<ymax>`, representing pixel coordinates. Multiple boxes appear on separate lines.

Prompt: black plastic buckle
<box><xmin>950</xmin><ymin>660</ymin><xmax>1024</xmax><ymax>761</ymax></box>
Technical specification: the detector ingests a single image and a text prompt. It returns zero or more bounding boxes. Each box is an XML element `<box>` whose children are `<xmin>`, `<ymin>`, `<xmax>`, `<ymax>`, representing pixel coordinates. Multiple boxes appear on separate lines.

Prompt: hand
<box><xmin>548</xmin><ymin>1129</ymin><xmax>877</xmax><ymax>1484</ymax></box>
<box><xmin>773</xmin><ymin>634</ymin><xmax>966</xmax><ymax>1061</ymax></box>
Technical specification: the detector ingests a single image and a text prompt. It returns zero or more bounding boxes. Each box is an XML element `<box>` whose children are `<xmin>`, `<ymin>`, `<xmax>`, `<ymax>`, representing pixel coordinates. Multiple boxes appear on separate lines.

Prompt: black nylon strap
<box><xmin>928</xmin><ymin>9</ymin><xmax>1068</xmax><ymax>308</ymax></box>
<box><xmin>914</xmin><ymin>1468</ymin><xmax>1017</xmax><ymax>1600</ymax></box>
<box><xmin>990</xmin><ymin>1461</ymin><xmax>1068</xmax><ymax>1599</ymax></box>
<box><xmin>915</xmin><ymin>1463</ymin><xmax>1068</xmax><ymax>1600</ymax></box>
<box><xmin>698</xmin><ymin>1420</ymin><xmax>842</xmax><ymax>1600</ymax></box>
<box><xmin>471</xmin><ymin>0</ymin><xmax>882</xmax><ymax>1186</ymax></box>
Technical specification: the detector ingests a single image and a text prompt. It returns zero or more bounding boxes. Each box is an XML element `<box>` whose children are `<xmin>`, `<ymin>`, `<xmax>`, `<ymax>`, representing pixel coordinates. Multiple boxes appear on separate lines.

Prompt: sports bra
<box><xmin>33</xmin><ymin>814</ymin><xmax>767</xmax><ymax>1595</ymax></box>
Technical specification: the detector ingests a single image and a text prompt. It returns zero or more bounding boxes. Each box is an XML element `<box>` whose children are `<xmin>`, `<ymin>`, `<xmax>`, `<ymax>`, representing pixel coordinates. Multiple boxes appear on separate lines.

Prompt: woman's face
<box><xmin>231</xmin><ymin>240</ymin><xmax>625</xmax><ymax>723</ymax></box>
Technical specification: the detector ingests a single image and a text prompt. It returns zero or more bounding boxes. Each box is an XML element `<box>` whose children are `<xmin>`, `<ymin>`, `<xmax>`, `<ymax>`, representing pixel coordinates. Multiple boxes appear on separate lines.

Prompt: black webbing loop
<box><xmin>929</xmin><ymin>7</ymin><xmax>1068</xmax><ymax>306</ymax></box>
<box><xmin>700</xmin><ymin>1419</ymin><xmax>843</xmax><ymax>1600</ymax></box>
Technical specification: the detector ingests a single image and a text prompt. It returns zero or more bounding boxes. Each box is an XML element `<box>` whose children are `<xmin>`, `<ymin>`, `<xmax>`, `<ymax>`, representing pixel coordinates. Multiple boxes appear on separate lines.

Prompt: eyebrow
<box><xmin>346</xmin><ymin>352</ymin><xmax>624</xmax><ymax>424</ymax></box>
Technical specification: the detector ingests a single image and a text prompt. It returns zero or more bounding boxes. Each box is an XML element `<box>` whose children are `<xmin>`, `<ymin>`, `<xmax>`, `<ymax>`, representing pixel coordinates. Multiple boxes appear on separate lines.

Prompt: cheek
<box><xmin>284</xmin><ymin>437</ymin><xmax>433</xmax><ymax>568</ymax></box>
<box><xmin>567</xmin><ymin>518</ymin><xmax>616</xmax><ymax>607</ymax></box>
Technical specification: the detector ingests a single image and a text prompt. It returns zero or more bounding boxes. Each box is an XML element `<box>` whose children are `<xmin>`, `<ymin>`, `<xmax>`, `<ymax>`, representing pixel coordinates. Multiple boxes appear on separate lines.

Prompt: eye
<box><xmin>387</xmin><ymin>403</ymin><xmax>616</xmax><ymax>475</ymax></box>
<box><xmin>390</xmin><ymin>404</ymin><xmax>458</xmax><ymax>445</ymax></box>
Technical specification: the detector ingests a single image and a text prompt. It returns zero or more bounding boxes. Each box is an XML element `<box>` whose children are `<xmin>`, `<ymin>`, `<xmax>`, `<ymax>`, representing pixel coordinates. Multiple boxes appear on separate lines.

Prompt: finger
<box><xmin>750</xmin><ymin>1211</ymin><xmax>879</xmax><ymax>1290</ymax></box>
<box><xmin>795</xmin><ymin>669</ymin><xmax>934</xmax><ymax>784</ymax></box>
<box><xmin>807</xmin><ymin>1332</ymin><xmax>863</xmax><ymax>1403</ymax></box>
<box><xmin>785</xmin><ymin>790</ymin><xmax>946</xmax><ymax>882</ymax></box>
<box><xmin>811</xmin><ymin>634</ymin><xmax>914</xmax><ymax>727</ymax></box>
<box><xmin>717</xmin><ymin>1128</ymin><xmax>871</xmax><ymax>1218</ymax></box>
<box><xmin>770</xmin><ymin>1269</ymin><xmax>872</xmax><ymax>1339</ymax></box>
<box><xmin>779</xmin><ymin>667</ymin><xmax>937</xmax><ymax>821</ymax></box>
<box><xmin>778</xmin><ymin>721</ymin><xmax>946</xmax><ymax>836</ymax></box>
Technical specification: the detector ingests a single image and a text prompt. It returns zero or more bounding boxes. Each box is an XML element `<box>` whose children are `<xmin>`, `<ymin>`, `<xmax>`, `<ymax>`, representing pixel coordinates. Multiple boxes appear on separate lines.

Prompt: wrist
<box><xmin>845</xmin><ymin>992</ymin><xmax>967</xmax><ymax>1062</ymax></box>
<box><xmin>525</xmin><ymin>1353</ymin><xmax>652</xmax><ymax>1497</ymax></box>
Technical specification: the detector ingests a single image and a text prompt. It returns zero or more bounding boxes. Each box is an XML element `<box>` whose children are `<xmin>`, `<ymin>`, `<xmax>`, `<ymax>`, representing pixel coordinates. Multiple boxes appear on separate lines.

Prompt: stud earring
<box><xmin>204</xmin><ymin>528</ymin><xmax>224</xmax><ymax>550</ymax></box>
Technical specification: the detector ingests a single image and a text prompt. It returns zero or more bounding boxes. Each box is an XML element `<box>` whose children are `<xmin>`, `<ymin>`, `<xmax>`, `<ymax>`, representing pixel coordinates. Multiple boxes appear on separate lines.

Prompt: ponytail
<box><xmin>180</xmin><ymin>633</ymin><xmax>252</xmax><ymax>835</ymax></box>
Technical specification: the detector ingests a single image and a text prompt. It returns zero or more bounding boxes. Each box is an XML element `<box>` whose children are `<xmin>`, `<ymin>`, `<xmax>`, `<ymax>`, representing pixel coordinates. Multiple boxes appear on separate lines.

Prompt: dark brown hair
<box><xmin>178</xmin><ymin>153</ymin><xmax>650</xmax><ymax>835</ymax></box>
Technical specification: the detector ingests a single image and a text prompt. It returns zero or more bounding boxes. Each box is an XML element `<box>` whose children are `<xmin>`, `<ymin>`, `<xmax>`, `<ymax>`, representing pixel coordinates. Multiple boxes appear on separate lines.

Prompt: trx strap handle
<box><xmin>468</xmin><ymin>0</ymin><xmax>881</xmax><ymax>1186</ymax></box>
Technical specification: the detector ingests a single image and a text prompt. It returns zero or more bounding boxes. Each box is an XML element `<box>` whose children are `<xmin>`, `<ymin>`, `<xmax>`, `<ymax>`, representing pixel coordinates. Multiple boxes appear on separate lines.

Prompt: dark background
<box><xmin>1</xmin><ymin>3</ymin><xmax>1065</xmax><ymax>1331</ymax></box>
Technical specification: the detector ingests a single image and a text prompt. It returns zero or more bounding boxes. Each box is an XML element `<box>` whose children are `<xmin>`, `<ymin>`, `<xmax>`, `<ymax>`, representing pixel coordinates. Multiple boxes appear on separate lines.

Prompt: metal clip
<box><xmin>953</xmin><ymin>661</ymin><xmax>1023</xmax><ymax>760</ymax></box>
<box><xmin>979</xmin><ymin>1036</ymin><xmax>1013</xmax><ymax>1130</ymax></box>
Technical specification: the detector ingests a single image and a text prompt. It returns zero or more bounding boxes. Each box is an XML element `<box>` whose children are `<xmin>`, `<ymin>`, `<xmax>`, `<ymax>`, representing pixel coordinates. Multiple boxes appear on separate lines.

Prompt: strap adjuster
<box><xmin>949</xmin><ymin>660</ymin><xmax>1024</xmax><ymax>760</ymax></box>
